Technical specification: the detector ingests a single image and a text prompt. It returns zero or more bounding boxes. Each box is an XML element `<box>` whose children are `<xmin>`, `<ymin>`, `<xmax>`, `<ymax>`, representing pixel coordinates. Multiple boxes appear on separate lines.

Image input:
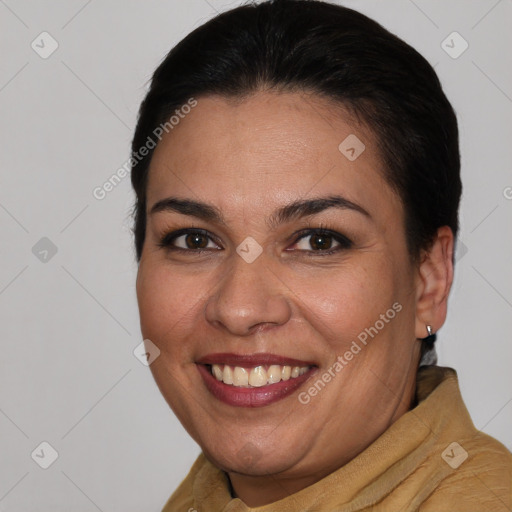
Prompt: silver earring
<box><xmin>423</xmin><ymin>324</ymin><xmax>436</xmax><ymax>343</ymax></box>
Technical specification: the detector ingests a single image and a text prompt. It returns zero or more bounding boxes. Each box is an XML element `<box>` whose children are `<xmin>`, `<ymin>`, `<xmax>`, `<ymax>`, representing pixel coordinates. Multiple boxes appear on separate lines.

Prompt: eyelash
<box><xmin>157</xmin><ymin>226</ymin><xmax>353</xmax><ymax>255</ymax></box>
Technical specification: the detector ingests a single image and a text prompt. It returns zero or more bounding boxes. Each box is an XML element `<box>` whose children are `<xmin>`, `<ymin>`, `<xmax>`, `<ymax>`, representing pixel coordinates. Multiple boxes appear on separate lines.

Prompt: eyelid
<box><xmin>288</xmin><ymin>227</ymin><xmax>353</xmax><ymax>250</ymax></box>
<box><xmin>158</xmin><ymin>228</ymin><xmax>222</xmax><ymax>251</ymax></box>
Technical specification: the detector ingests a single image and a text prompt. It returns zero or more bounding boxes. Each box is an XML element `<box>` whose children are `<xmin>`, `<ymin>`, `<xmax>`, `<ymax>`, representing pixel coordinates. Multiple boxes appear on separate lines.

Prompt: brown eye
<box><xmin>158</xmin><ymin>229</ymin><xmax>221</xmax><ymax>251</ymax></box>
<box><xmin>309</xmin><ymin>233</ymin><xmax>333</xmax><ymax>250</ymax></box>
<box><xmin>185</xmin><ymin>232</ymin><xmax>209</xmax><ymax>249</ymax></box>
<box><xmin>290</xmin><ymin>229</ymin><xmax>352</xmax><ymax>253</ymax></box>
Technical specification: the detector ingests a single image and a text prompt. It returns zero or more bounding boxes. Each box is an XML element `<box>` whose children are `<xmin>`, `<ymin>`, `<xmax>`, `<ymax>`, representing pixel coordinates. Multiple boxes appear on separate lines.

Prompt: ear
<box><xmin>414</xmin><ymin>226</ymin><xmax>455</xmax><ymax>339</ymax></box>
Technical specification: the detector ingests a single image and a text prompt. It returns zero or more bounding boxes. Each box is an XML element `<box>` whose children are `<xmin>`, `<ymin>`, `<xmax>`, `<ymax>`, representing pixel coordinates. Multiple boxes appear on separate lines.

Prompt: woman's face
<box><xmin>136</xmin><ymin>91</ymin><xmax>423</xmax><ymax>486</ymax></box>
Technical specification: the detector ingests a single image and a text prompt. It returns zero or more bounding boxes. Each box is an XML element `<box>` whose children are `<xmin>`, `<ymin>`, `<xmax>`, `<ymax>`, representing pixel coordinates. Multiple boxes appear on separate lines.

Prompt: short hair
<box><xmin>130</xmin><ymin>0</ymin><xmax>463</xmax><ymax>363</ymax></box>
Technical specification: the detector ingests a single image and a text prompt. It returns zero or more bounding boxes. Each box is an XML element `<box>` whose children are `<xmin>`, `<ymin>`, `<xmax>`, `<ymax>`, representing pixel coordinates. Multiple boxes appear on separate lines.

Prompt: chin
<box><xmin>201</xmin><ymin>439</ymin><xmax>302</xmax><ymax>476</ymax></box>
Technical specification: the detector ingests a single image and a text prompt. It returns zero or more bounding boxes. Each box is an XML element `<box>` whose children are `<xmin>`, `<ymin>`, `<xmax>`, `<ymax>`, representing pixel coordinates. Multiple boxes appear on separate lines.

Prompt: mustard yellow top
<box><xmin>162</xmin><ymin>366</ymin><xmax>512</xmax><ymax>511</ymax></box>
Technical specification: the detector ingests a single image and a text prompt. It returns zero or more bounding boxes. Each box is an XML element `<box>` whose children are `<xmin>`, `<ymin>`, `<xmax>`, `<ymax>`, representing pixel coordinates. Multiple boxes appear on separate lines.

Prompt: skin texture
<box><xmin>136</xmin><ymin>91</ymin><xmax>454</xmax><ymax>507</ymax></box>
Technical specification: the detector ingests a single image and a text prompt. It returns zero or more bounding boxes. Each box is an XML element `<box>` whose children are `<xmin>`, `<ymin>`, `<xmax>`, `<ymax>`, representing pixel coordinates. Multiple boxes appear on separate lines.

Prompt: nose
<box><xmin>205</xmin><ymin>253</ymin><xmax>292</xmax><ymax>336</ymax></box>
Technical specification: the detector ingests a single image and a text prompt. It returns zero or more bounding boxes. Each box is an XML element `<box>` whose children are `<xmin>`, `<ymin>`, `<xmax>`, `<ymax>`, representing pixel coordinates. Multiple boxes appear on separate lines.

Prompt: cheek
<box><xmin>136</xmin><ymin>264</ymin><xmax>201</xmax><ymax>352</ymax></box>
<box><xmin>289</xmin><ymin>260</ymin><xmax>399</xmax><ymax>346</ymax></box>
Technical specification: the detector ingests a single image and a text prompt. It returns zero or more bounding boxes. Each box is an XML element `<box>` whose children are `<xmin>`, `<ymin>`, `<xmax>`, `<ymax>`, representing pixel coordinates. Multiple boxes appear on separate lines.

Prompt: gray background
<box><xmin>0</xmin><ymin>0</ymin><xmax>511</xmax><ymax>510</ymax></box>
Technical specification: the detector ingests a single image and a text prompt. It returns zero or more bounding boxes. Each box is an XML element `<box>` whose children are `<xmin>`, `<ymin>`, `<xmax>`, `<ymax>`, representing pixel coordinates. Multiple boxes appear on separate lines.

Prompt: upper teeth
<box><xmin>211</xmin><ymin>364</ymin><xmax>309</xmax><ymax>387</ymax></box>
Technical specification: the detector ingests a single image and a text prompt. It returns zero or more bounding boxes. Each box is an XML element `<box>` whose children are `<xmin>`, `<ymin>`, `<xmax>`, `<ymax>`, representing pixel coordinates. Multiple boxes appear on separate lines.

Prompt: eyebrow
<box><xmin>149</xmin><ymin>195</ymin><xmax>370</xmax><ymax>228</ymax></box>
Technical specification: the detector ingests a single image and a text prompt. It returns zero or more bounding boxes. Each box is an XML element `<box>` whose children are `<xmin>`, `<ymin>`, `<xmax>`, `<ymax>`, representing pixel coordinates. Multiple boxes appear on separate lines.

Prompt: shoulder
<box><xmin>161</xmin><ymin>453</ymin><xmax>207</xmax><ymax>512</ymax></box>
<box><xmin>412</xmin><ymin>366</ymin><xmax>512</xmax><ymax>510</ymax></box>
<box><xmin>421</xmin><ymin>432</ymin><xmax>512</xmax><ymax>511</ymax></box>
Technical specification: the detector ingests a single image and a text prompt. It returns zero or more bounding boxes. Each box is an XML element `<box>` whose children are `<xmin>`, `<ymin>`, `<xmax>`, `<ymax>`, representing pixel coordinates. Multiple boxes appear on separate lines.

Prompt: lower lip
<box><xmin>197</xmin><ymin>364</ymin><xmax>314</xmax><ymax>408</ymax></box>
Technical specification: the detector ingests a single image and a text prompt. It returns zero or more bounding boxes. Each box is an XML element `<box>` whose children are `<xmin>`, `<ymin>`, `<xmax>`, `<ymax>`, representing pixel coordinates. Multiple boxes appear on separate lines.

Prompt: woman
<box><xmin>130</xmin><ymin>0</ymin><xmax>512</xmax><ymax>510</ymax></box>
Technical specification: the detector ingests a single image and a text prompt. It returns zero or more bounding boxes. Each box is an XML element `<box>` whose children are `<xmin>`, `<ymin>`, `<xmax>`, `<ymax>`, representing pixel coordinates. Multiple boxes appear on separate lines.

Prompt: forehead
<box><xmin>146</xmin><ymin>91</ymin><xmax>400</xmax><ymax>224</ymax></box>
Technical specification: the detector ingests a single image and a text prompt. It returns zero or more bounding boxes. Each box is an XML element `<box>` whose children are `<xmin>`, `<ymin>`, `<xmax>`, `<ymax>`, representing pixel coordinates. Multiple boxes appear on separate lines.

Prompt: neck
<box><xmin>227</xmin><ymin>468</ymin><xmax>334</xmax><ymax>507</ymax></box>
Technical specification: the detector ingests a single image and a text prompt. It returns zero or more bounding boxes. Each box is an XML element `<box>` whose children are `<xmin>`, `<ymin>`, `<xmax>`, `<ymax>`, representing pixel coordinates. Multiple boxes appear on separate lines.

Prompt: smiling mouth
<box><xmin>208</xmin><ymin>364</ymin><xmax>311</xmax><ymax>387</ymax></box>
<box><xmin>196</xmin><ymin>353</ymin><xmax>317</xmax><ymax>407</ymax></box>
